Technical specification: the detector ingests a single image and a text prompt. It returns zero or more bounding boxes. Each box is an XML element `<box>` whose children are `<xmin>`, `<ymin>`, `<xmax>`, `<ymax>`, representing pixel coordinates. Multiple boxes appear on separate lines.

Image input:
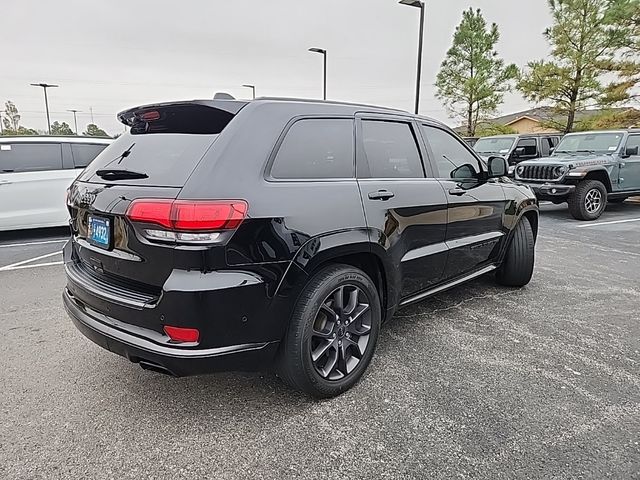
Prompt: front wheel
<box><xmin>496</xmin><ymin>217</ymin><xmax>535</xmax><ymax>287</ymax></box>
<box><xmin>568</xmin><ymin>180</ymin><xmax>607</xmax><ymax>220</ymax></box>
<box><xmin>277</xmin><ymin>264</ymin><xmax>381</xmax><ymax>398</ymax></box>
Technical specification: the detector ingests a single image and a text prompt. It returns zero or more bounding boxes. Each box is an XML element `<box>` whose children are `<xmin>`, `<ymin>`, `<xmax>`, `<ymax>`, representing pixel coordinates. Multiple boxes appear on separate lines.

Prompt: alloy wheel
<box><xmin>584</xmin><ymin>188</ymin><xmax>603</xmax><ymax>214</ymax></box>
<box><xmin>310</xmin><ymin>285</ymin><xmax>372</xmax><ymax>380</ymax></box>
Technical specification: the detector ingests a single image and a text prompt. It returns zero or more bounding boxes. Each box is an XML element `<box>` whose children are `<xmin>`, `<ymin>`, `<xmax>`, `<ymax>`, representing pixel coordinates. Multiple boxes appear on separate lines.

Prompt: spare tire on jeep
<box><xmin>568</xmin><ymin>180</ymin><xmax>607</xmax><ymax>220</ymax></box>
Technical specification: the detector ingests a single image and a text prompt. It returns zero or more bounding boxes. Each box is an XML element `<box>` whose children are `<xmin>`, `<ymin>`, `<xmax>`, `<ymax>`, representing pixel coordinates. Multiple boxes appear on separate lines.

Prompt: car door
<box><xmin>0</xmin><ymin>141</ymin><xmax>71</xmax><ymax>230</ymax></box>
<box><xmin>355</xmin><ymin>114</ymin><xmax>448</xmax><ymax>299</ymax></box>
<box><xmin>621</xmin><ymin>134</ymin><xmax>640</xmax><ymax>190</ymax></box>
<box><xmin>420</xmin><ymin>124</ymin><xmax>508</xmax><ymax>280</ymax></box>
<box><xmin>510</xmin><ymin>137</ymin><xmax>539</xmax><ymax>164</ymax></box>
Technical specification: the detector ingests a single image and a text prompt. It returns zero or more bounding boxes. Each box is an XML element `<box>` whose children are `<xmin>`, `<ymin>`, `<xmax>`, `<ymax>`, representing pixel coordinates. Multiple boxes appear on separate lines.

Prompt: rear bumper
<box><xmin>63</xmin><ymin>288</ymin><xmax>279</xmax><ymax>375</ymax></box>
<box><xmin>522</xmin><ymin>182</ymin><xmax>575</xmax><ymax>201</ymax></box>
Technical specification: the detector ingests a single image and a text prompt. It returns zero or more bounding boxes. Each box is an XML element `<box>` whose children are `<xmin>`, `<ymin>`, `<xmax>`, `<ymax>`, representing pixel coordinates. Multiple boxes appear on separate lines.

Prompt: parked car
<box><xmin>0</xmin><ymin>136</ymin><xmax>112</xmax><ymax>231</ymax></box>
<box><xmin>462</xmin><ymin>136</ymin><xmax>479</xmax><ymax>147</ymax></box>
<box><xmin>515</xmin><ymin>129</ymin><xmax>640</xmax><ymax>220</ymax></box>
<box><xmin>474</xmin><ymin>134</ymin><xmax>562</xmax><ymax>175</ymax></box>
<box><xmin>63</xmin><ymin>97</ymin><xmax>538</xmax><ymax>398</ymax></box>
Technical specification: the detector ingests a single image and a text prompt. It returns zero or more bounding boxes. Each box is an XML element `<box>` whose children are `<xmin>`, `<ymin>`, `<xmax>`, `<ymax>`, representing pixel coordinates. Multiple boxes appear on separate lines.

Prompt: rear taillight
<box><xmin>163</xmin><ymin>325</ymin><xmax>200</xmax><ymax>343</ymax></box>
<box><xmin>126</xmin><ymin>199</ymin><xmax>248</xmax><ymax>244</ymax></box>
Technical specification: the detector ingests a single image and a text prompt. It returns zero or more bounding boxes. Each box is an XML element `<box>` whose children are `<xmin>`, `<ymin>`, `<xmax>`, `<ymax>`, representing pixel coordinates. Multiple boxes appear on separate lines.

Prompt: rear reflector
<box><xmin>126</xmin><ymin>199</ymin><xmax>248</xmax><ymax>231</ymax></box>
<box><xmin>163</xmin><ymin>325</ymin><xmax>200</xmax><ymax>343</ymax></box>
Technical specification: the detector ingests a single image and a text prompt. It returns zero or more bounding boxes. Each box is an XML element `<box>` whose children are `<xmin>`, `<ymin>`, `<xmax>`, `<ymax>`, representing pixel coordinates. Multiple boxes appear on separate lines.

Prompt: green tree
<box><xmin>2</xmin><ymin>101</ymin><xmax>21</xmax><ymax>131</ymax></box>
<box><xmin>604</xmin><ymin>0</ymin><xmax>640</xmax><ymax>102</ymax></box>
<box><xmin>83</xmin><ymin>123</ymin><xmax>109</xmax><ymax>137</ymax></box>
<box><xmin>518</xmin><ymin>0</ymin><xmax>627</xmax><ymax>133</ymax></box>
<box><xmin>1</xmin><ymin>126</ymin><xmax>39</xmax><ymax>136</ymax></box>
<box><xmin>474</xmin><ymin>122</ymin><xmax>517</xmax><ymax>137</ymax></box>
<box><xmin>435</xmin><ymin>8</ymin><xmax>518</xmax><ymax>136</ymax></box>
<box><xmin>50</xmin><ymin>121</ymin><xmax>75</xmax><ymax>136</ymax></box>
<box><xmin>573</xmin><ymin>108</ymin><xmax>640</xmax><ymax>130</ymax></box>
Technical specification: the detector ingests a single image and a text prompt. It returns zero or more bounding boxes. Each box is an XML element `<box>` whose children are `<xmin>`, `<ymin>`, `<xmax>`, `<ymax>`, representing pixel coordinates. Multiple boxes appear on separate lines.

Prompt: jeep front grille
<box><xmin>518</xmin><ymin>165</ymin><xmax>563</xmax><ymax>181</ymax></box>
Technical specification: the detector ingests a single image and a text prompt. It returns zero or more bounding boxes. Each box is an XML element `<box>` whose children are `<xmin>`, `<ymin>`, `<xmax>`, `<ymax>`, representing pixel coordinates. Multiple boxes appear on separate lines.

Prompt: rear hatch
<box><xmin>67</xmin><ymin>100</ymin><xmax>247</xmax><ymax>293</ymax></box>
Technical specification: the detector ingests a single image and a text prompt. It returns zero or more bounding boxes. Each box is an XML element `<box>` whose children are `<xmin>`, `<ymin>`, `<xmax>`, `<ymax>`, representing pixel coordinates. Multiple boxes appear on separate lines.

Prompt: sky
<box><xmin>1</xmin><ymin>0</ymin><xmax>552</xmax><ymax>136</ymax></box>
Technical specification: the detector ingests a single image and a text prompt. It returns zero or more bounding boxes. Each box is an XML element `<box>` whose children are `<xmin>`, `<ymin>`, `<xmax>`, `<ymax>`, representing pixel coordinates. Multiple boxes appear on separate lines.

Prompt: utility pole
<box><xmin>399</xmin><ymin>0</ymin><xmax>425</xmax><ymax>114</ymax></box>
<box><xmin>308</xmin><ymin>48</ymin><xmax>327</xmax><ymax>100</ymax></box>
<box><xmin>89</xmin><ymin>107</ymin><xmax>94</xmax><ymax>124</ymax></box>
<box><xmin>242</xmin><ymin>84</ymin><xmax>256</xmax><ymax>99</ymax></box>
<box><xmin>30</xmin><ymin>83</ymin><xmax>59</xmax><ymax>135</ymax></box>
<box><xmin>67</xmin><ymin>109</ymin><xmax>81</xmax><ymax>134</ymax></box>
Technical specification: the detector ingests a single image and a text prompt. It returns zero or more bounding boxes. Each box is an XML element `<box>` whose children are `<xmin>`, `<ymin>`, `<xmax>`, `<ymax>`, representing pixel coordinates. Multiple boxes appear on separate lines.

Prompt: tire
<box><xmin>567</xmin><ymin>180</ymin><xmax>608</xmax><ymax>220</ymax></box>
<box><xmin>496</xmin><ymin>217</ymin><xmax>535</xmax><ymax>287</ymax></box>
<box><xmin>277</xmin><ymin>264</ymin><xmax>381</xmax><ymax>398</ymax></box>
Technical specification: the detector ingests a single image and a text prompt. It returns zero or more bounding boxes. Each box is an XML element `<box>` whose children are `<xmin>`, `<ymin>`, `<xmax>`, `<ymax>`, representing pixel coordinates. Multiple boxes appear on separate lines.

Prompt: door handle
<box><xmin>368</xmin><ymin>189</ymin><xmax>395</xmax><ymax>201</ymax></box>
<box><xmin>448</xmin><ymin>188</ymin><xmax>466</xmax><ymax>196</ymax></box>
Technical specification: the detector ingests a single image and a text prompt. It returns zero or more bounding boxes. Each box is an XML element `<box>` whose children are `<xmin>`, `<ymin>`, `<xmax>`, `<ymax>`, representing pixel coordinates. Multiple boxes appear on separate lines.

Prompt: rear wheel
<box><xmin>568</xmin><ymin>180</ymin><xmax>607</xmax><ymax>220</ymax></box>
<box><xmin>277</xmin><ymin>264</ymin><xmax>381</xmax><ymax>398</ymax></box>
<box><xmin>496</xmin><ymin>217</ymin><xmax>535</xmax><ymax>287</ymax></box>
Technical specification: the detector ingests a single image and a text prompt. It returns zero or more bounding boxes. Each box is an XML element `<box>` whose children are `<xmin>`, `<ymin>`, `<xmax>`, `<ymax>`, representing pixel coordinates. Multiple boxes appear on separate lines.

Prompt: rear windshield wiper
<box><xmin>95</xmin><ymin>169</ymin><xmax>148</xmax><ymax>180</ymax></box>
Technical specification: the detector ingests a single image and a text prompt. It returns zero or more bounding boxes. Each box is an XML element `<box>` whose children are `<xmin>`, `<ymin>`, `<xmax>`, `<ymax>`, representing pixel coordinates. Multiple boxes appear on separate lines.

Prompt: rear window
<box><xmin>79</xmin><ymin>133</ymin><xmax>216</xmax><ymax>187</ymax></box>
<box><xmin>71</xmin><ymin>143</ymin><xmax>108</xmax><ymax>168</ymax></box>
<box><xmin>270</xmin><ymin>118</ymin><xmax>354</xmax><ymax>179</ymax></box>
<box><xmin>0</xmin><ymin>143</ymin><xmax>63</xmax><ymax>173</ymax></box>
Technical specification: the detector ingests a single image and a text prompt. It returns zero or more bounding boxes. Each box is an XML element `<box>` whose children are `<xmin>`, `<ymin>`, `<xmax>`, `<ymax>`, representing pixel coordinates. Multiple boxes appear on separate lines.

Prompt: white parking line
<box><xmin>575</xmin><ymin>217</ymin><xmax>640</xmax><ymax>228</ymax></box>
<box><xmin>0</xmin><ymin>239</ymin><xmax>67</xmax><ymax>248</ymax></box>
<box><xmin>0</xmin><ymin>251</ymin><xmax>63</xmax><ymax>272</ymax></box>
<box><xmin>0</xmin><ymin>261</ymin><xmax>63</xmax><ymax>272</ymax></box>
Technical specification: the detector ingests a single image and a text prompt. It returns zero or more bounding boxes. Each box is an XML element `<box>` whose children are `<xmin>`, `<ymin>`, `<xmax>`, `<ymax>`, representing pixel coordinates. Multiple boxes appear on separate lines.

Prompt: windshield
<box><xmin>554</xmin><ymin>132</ymin><xmax>623</xmax><ymax>154</ymax></box>
<box><xmin>473</xmin><ymin>137</ymin><xmax>515</xmax><ymax>155</ymax></box>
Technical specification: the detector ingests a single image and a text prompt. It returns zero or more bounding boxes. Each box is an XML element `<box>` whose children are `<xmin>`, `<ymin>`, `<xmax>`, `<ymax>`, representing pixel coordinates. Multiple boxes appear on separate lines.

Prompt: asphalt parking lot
<box><xmin>1</xmin><ymin>203</ymin><xmax>639</xmax><ymax>480</ymax></box>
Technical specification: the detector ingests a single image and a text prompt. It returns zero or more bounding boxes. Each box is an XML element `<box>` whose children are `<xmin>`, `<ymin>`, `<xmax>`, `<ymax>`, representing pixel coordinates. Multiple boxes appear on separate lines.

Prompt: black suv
<box><xmin>63</xmin><ymin>98</ymin><xmax>538</xmax><ymax>397</ymax></box>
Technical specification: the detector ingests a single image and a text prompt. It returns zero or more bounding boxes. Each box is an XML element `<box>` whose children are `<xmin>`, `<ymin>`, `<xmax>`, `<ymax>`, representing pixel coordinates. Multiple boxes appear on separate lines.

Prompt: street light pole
<box><xmin>399</xmin><ymin>0</ymin><xmax>425</xmax><ymax>115</ymax></box>
<box><xmin>308</xmin><ymin>48</ymin><xmax>327</xmax><ymax>100</ymax></box>
<box><xmin>242</xmin><ymin>84</ymin><xmax>256</xmax><ymax>99</ymax></box>
<box><xmin>67</xmin><ymin>109</ymin><xmax>81</xmax><ymax>134</ymax></box>
<box><xmin>30</xmin><ymin>83</ymin><xmax>59</xmax><ymax>135</ymax></box>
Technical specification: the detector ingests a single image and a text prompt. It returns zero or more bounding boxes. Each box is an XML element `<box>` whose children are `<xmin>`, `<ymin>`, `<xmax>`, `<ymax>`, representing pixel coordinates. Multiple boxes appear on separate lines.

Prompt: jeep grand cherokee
<box><xmin>63</xmin><ymin>97</ymin><xmax>538</xmax><ymax>397</ymax></box>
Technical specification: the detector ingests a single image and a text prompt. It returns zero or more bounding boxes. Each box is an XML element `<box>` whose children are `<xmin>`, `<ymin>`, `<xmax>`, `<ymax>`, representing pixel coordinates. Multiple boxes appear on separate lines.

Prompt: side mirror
<box><xmin>487</xmin><ymin>156</ymin><xmax>508</xmax><ymax>178</ymax></box>
<box><xmin>625</xmin><ymin>145</ymin><xmax>639</xmax><ymax>157</ymax></box>
<box><xmin>512</xmin><ymin>147</ymin><xmax>526</xmax><ymax>158</ymax></box>
<box><xmin>450</xmin><ymin>163</ymin><xmax>477</xmax><ymax>179</ymax></box>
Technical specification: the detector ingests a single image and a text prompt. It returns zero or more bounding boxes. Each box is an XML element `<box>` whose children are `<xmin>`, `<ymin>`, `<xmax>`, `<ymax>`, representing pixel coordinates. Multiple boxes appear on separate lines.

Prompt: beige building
<box><xmin>469</xmin><ymin>106</ymin><xmax>639</xmax><ymax>134</ymax></box>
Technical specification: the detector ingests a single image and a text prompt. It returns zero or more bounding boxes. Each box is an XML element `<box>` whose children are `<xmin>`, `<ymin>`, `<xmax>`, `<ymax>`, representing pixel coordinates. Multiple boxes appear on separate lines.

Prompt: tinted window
<box><xmin>79</xmin><ymin>133</ymin><xmax>217</xmax><ymax>187</ymax></box>
<box><xmin>71</xmin><ymin>143</ymin><xmax>108</xmax><ymax>168</ymax></box>
<box><xmin>626</xmin><ymin>135</ymin><xmax>640</xmax><ymax>155</ymax></box>
<box><xmin>422</xmin><ymin>125</ymin><xmax>481</xmax><ymax>179</ymax></box>
<box><xmin>361</xmin><ymin>120</ymin><xmax>423</xmax><ymax>178</ymax></box>
<box><xmin>0</xmin><ymin>143</ymin><xmax>63</xmax><ymax>173</ymax></box>
<box><xmin>516</xmin><ymin>138</ymin><xmax>537</xmax><ymax>156</ymax></box>
<box><xmin>271</xmin><ymin>119</ymin><xmax>354</xmax><ymax>179</ymax></box>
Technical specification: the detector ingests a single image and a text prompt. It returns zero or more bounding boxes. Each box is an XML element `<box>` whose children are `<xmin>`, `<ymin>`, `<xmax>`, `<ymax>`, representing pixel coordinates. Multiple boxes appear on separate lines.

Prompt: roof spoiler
<box><xmin>117</xmin><ymin>99</ymin><xmax>247</xmax><ymax>128</ymax></box>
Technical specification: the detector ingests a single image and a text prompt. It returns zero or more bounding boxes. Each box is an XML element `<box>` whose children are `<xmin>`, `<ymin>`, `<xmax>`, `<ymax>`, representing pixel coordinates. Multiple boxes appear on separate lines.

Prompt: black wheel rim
<box><xmin>310</xmin><ymin>285</ymin><xmax>372</xmax><ymax>381</ymax></box>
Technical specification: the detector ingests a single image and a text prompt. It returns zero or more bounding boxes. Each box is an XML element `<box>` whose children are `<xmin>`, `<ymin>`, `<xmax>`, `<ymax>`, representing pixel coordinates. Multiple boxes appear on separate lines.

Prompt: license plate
<box><xmin>87</xmin><ymin>215</ymin><xmax>111</xmax><ymax>249</ymax></box>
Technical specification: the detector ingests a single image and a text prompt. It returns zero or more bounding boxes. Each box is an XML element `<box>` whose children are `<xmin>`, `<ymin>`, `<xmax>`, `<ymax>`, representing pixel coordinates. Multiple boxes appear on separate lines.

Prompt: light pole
<box><xmin>30</xmin><ymin>83</ymin><xmax>59</xmax><ymax>135</ymax></box>
<box><xmin>308</xmin><ymin>48</ymin><xmax>327</xmax><ymax>100</ymax></box>
<box><xmin>399</xmin><ymin>0</ymin><xmax>425</xmax><ymax>114</ymax></box>
<box><xmin>67</xmin><ymin>109</ymin><xmax>81</xmax><ymax>134</ymax></box>
<box><xmin>242</xmin><ymin>84</ymin><xmax>256</xmax><ymax>99</ymax></box>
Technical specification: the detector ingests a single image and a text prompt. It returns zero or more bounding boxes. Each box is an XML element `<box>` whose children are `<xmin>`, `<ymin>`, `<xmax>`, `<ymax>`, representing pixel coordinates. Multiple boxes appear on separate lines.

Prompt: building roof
<box><xmin>493</xmin><ymin>107</ymin><xmax>636</xmax><ymax>126</ymax></box>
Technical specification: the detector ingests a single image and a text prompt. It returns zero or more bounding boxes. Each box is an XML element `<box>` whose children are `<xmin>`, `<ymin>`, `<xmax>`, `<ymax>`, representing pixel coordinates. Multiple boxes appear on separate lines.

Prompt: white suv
<box><xmin>0</xmin><ymin>136</ymin><xmax>112</xmax><ymax>231</ymax></box>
